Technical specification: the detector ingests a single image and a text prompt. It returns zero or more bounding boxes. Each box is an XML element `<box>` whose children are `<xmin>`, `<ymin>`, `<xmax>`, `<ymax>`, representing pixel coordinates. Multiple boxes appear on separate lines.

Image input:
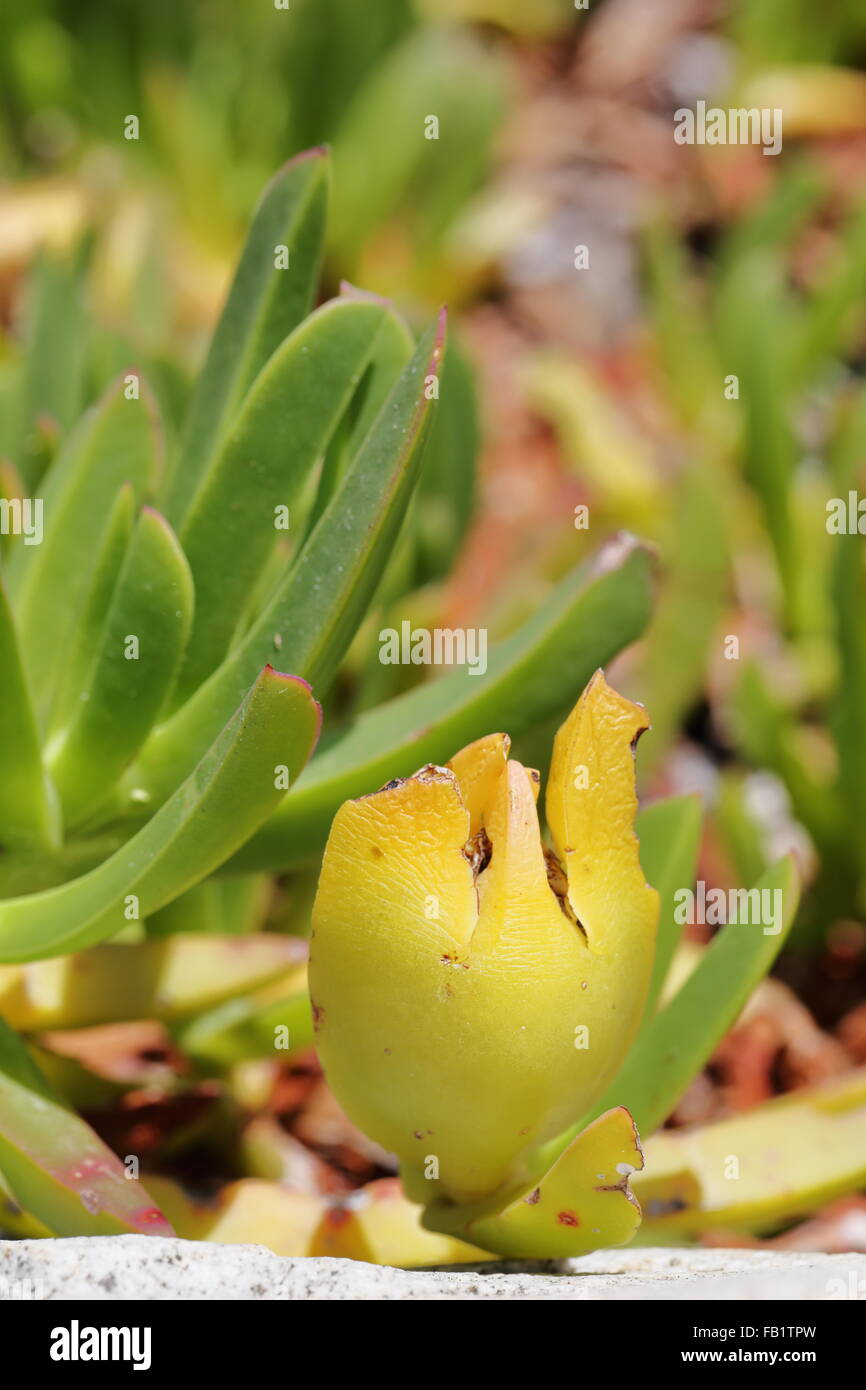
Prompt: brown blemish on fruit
<box><xmin>594</xmin><ymin>1129</ymin><xmax>642</xmax><ymax>1212</ymax></box>
<box><xmin>311</xmin><ymin>999</ymin><xmax>325</xmax><ymax>1032</ymax></box>
<box><xmin>462</xmin><ymin>827</ymin><xmax>492</xmax><ymax>879</ymax></box>
<box><xmin>544</xmin><ymin>848</ymin><xmax>586</xmax><ymax>938</ymax></box>
<box><xmin>630</xmin><ymin>720</ymin><xmax>649</xmax><ymax>756</ymax></box>
<box><xmin>594</xmin><ymin>1175</ymin><xmax>640</xmax><ymax>1212</ymax></box>
<box><xmin>360</xmin><ymin>777</ymin><xmax>404</xmax><ymax>800</ymax></box>
<box><xmin>416</xmin><ymin>764</ymin><xmax>454</xmax><ymax>785</ymax></box>
<box><xmin>524</xmin><ymin>1187</ymin><xmax>541</xmax><ymax>1206</ymax></box>
<box><xmin>371</xmin><ymin>845</ymin><xmax>384</xmax><ymax>858</ymax></box>
<box><xmin>557</xmin><ymin>1210</ymin><xmax>580</xmax><ymax>1226</ymax></box>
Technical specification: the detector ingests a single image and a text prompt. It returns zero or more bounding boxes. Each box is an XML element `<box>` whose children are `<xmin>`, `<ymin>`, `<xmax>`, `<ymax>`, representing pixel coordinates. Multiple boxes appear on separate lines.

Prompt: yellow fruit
<box><xmin>309</xmin><ymin>671</ymin><xmax>658</xmax><ymax>1212</ymax></box>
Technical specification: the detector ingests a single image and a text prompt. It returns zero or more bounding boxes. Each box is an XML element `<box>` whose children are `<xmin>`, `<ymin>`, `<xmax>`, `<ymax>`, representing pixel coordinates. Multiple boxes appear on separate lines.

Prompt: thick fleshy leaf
<box><xmin>425</xmin><ymin>1107</ymin><xmax>644</xmax><ymax>1259</ymax></box>
<box><xmin>0</xmin><ymin>461</ymin><xmax>26</xmax><ymax>563</ymax></box>
<box><xmin>48</xmin><ymin>508</ymin><xmax>193</xmax><ymax>826</ymax></box>
<box><xmin>414</xmin><ymin>334</ymin><xmax>479</xmax><ymax>583</ymax></box>
<box><xmin>733</xmin><ymin>662</ymin><xmax>843</xmax><ymax>859</ymax></box>
<box><xmin>6</xmin><ymin>375</ymin><xmax>163</xmax><ymax>724</ymax></box>
<box><xmin>47</xmin><ymin>483</ymin><xmax>135</xmax><ymax>739</ymax></box>
<box><xmin>312</xmin><ymin>1178</ymin><xmax>489</xmax><ymax>1267</ymax></box>
<box><xmin>124</xmin><ymin>312</ymin><xmax>446</xmax><ymax>810</ymax></box>
<box><xmin>0</xmin><ymin>1019</ymin><xmax>173</xmax><ymax>1237</ymax></box>
<box><xmin>145</xmin><ymin>1174</ymin><xmax>323</xmax><ymax>1256</ymax></box>
<box><xmin>794</xmin><ymin>192</ymin><xmax>866</xmax><ymax>375</ymax></box>
<box><xmin>145</xmin><ymin>874</ymin><xmax>272</xmax><ymax>937</ymax></box>
<box><xmin>717</xmin><ymin>160</ymin><xmax>823</xmax><ymax>274</ymax></box>
<box><xmin>636</xmin><ymin>1069</ymin><xmax>866</xmax><ymax>1236</ymax></box>
<box><xmin>176</xmin><ymin>971</ymin><xmax>311</xmax><ymax>1068</ymax></box>
<box><xmin>716</xmin><ymin>252</ymin><xmax>799</xmax><ymax>621</ymax></box>
<box><xmin>0</xmin><ymin>579</ymin><xmax>59</xmax><ymax>851</ymax></box>
<box><xmin>25</xmin><ymin>1045</ymin><xmax>124</xmax><ymax>1113</ymax></box>
<box><xmin>829</xmin><ymin>511</ymin><xmax>866</xmax><ymax>884</ymax></box>
<box><xmin>228</xmin><ymin>535</ymin><xmax>654</xmax><ymax>872</ymax></box>
<box><xmin>526</xmin><ymin>355</ymin><xmax>659</xmax><ymax>528</ymax></box>
<box><xmin>578</xmin><ymin>855</ymin><xmax>801</xmax><ymax>1139</ymax></box>
<box><xmin>168</xmin><ymin>148</ymin><xmax>329</xmax><ymax>525</ymax></box>
<box><xmin>642</xmin><ymin>216</ymin><xmax>723</xmax><ymax>430</ymax></box>
<box><xmin>301</xmin><ymin>283</ymin><xmax>414</xmax><ymax>541</ymax></box>
<box><xmin>0</xmin><ymin>935</ymin><xmax>306</xmax><ymax>1031</ymax></box>
<box><xmin>13</xmin><ymin>250</ymin><xmax>88</xmax><ymax>491</ymax></box>
<box><xmin>636</xmin><ymin>795</ymin><xmax>703</xmax><ymax>1019</ymax></box>
<box><xmin>714</xmin><ymin>771</ymin><xmax>770</xmax><ymax>892</ymax></box>
<box><xmin>0</xmin><ymin>667</ymin><xmax>321</xmax><ymax>963</ymax></box>
<box><xmin>171</xmin><ymin>296</ymin><xmax>406</xmax><ymax>705</ymax></box>
<box><xmin>330</xmin><ymin>26</ymin><xmax>505</xmax><ymax>273</ymax></box>
<box><xmin>638</xmin><ymin>467</ymin><xmax>731</xmax><ymax>775</ymax></box>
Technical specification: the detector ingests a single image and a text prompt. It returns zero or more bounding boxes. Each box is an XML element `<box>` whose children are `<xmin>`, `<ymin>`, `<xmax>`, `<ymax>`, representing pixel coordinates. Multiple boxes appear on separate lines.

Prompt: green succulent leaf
<box><xmin>713</xmin><ymin>771</ymin><xmax>770</xmax><ymax>891</ymax></box>
<box><xmin>793</xmin><ymin>192</ymin><xmax>866</xmax><ymax>376</ymax></box>
<box><xmin>330</xmin><ymin>27</ymin><xmax>506</xmax><ymax>270</ymax></box>
<box><xmin>6</xmin><ymin>375</ymin><xmax>163</xmax><ymax>725</ymax></box>
<box><xmin>639</xmin><ymin>467</ymin><xmax>731</xmax><ymax>774</ymax></box>
<box><xmin>0</xmin><ymin>666</ymin><xmax>321</xmax><ymax>963</ymax></box>
<box><xmin>716</xmin><ymin>252</ymin><xmax>799</xmax><ymax>620</ymax></box>
<box><xmin>637</xmin><ymin>794</ymin><xmax>703</xmax><ymax>1020</ymax></box>
<box><xmin>47</xmin><ymin>482</ymin><xmax>136</xmax><ymax>737</ymax></box>
<box><xmin>125</xmin><ymin>312</ymin><xmax>446</xmax><ymax>810</ymax></box>
<box><xmin>0</xmin><ymin>579</ymin><xmax>60</xmax><ymax>852</ymax></box>
<box><xmin>176</xmin><ymin>985</ymin><xmax>313</xmax><ymax>1069</ymax></box>
<box><xmin>643</xmin><ymin>217</ymin><xmax>722</xmax><ymax>431</ymax></box>
<box><xmin>0</xmin><ymin>1018</ymin><xmax>173</xmax><ymax>1237</ymax></box>
<box><xmin>146</xmin><ymin>874</ymin><xmax>272</xmax><ymax>937</ymax></box>
<box><xmin>301</xmin><ymin>283</ymin><xmax>414</xmax><ymax>542</ymax></box>
<box><xmin>733</xmin><ymin>662</ymin><xmax>842</xmax><ymax>856</ymax></box>
<box><xmin>583</xmin><ymin>854</ymin><xmax>801</xmax><ymax>1139</ymax></box>
<box><xmin>170</xmin><ymin>296</ymin><xmax>407</xmax><ymax>706</ymax></box>
<box><xmin>636</xmin><ymin>1068</ymin><xmax>866</xmax><ymax>1236</ymax></box>
<box><xmin>424</xmin><ymin>1107</ymin><xmax>645</xmax><ymax>1259</ymax></box>
<box><xmin>0</xmin><ymin>934</ymin><xmax>306</xmax><ymax>1031</ymax></box>
<box><xmin>414</xmin><ymin>333</ymin><xmax>479</xmax><ymax>583</ymax></box>
<box><xmin>228</xmin><ymin>535</ymin><xmax>654</xmax><ymax>873</ymax></box>
<box><xmin>168</xmin><ymin>147</ymin><xmax>329</xmax><ymax>524</ymax></box>
<box><xmin>828</xmin><ymin>477</ymin><xmax>866</xmax><ymax>882</ymax></box>
<box><xmin>48</xmin><ymin>508</ymin><xmax>194</xmax><ymax>827</ymax></box>
<box><xmin>13</xmin><ymin>249</ymin><xmax>88</xmax><ymax>491</ymax></box>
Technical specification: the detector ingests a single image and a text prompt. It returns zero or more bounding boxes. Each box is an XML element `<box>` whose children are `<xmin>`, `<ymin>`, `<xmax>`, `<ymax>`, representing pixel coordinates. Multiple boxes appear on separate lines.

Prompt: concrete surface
<box><xmin>2</xmin><ymin>1237</ymin><xmax>865</xmax><ymax>1299</ymax></box>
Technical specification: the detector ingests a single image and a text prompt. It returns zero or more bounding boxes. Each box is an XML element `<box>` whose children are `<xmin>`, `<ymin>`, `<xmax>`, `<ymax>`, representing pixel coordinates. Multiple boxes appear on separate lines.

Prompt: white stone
<box><xmin>2</xmin><ymin>1238</ymin><xmax>864</xmax><ymax>1300</ymax></box>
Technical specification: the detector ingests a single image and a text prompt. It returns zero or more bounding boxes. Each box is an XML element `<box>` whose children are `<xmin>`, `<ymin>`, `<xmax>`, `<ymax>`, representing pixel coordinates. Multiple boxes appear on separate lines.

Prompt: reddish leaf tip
<box><xmin>261</xmin><ymin>667</ymin><xmax>323</xmax><ymax>739</ymax></box>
